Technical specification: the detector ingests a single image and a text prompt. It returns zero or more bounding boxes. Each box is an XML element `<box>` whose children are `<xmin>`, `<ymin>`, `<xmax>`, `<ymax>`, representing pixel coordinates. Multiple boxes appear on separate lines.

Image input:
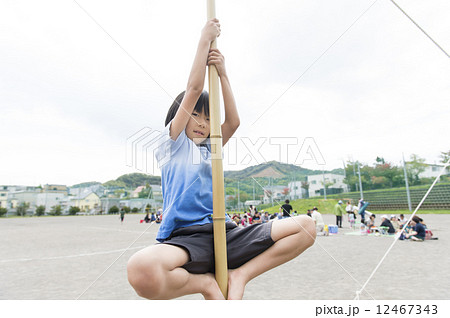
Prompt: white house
<box><xmin>307</xmin><ymin>173</ymin><xmax>349</xmax><ymax>197</ymax></box>
<box><xmin>36</xmin><ymin>192</ymin><xmax>68</xmax><ymax>213</ymax></box>
<box><xmin>419</xmin><ymin>164</ymin><xmax>449</xmax><ymax>179</ymax></box>
<box><xmin>6</xmin><ymin>189</ymin><xmax>40</xmax><ymax>210</ymax></box>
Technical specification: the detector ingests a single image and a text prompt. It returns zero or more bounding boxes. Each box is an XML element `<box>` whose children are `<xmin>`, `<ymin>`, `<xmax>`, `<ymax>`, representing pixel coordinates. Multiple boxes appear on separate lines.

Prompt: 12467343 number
<box><xmin>376</xmin><ymin>305</ymin><xmax>438</xmax><ymax>315</ymax></box>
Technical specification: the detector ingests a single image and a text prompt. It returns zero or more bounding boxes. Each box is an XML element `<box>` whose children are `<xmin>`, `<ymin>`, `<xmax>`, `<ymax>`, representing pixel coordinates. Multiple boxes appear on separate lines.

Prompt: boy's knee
<box><xmin>127</xmin><ymin>253</ymin><xmax>162</xmax><ymax>299</ymax></box>
<box><xmin>298</xmin><ymin>216</ymin><xmax>316</xmax><ymax>245</ymax></box>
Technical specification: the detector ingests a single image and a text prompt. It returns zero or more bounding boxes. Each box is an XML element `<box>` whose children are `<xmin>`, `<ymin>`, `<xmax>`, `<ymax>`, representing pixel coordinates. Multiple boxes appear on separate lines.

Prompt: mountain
<box><xmin>72</xmin><ymin>162</ymin><xmax>342</xmax><ymax>191</ymax></box>
<box><xmin>224</xmin><ymin>161</ymin><xmax>326</xmax><ymax>180</ymax></box>
<box><xmin>102</xmin><ymin>173</ymin><xmax>161</xmax><ymax>189</ymax></box>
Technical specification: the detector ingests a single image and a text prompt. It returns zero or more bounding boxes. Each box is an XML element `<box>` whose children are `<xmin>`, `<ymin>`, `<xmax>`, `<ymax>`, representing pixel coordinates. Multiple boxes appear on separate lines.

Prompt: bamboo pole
<box><xmin>207</xmin><ymin>0</ymin><xmax>228</xmax><ymax>299</ymax></box>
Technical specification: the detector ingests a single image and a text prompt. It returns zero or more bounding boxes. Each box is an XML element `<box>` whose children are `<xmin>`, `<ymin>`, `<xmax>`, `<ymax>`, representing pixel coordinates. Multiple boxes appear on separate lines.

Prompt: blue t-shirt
<box><xmin>414</xmin><ymin>222</ymin><xmax>426</xmax><ymax>239</ymax></box>
<box><xmin>155</xmin><ymin>122</ymin><xmax>228</xmax><ymax>242</ymax></box>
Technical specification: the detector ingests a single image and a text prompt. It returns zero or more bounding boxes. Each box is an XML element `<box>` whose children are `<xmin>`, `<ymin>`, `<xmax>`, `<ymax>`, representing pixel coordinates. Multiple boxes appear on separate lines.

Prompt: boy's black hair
<box><xmin>165</xmin><ymin>90</ymin><xmax>210</xmax><ymax>127</ymax></box>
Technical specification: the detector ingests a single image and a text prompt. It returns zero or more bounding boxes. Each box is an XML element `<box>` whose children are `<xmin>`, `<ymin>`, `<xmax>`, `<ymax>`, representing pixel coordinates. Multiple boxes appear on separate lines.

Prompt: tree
<box><xmin>0</xmin><ymin>207</ymin><xmax>7</xmax><ymax>217</ymax></box>
<box><xmin>406</xmin><ymin>154</ymin><xmax>427</xmax><ymax>185</ymax></box>
<box><xmin>132</xmin><ymin>207</ymin><xmax>139</xmax><ymax>213</ymax></box>
<box><xmin>145</xmin><ymin>204</ymin><xmax>152</xmax><ymax>213</ymax></box>
<box><xmin>440</xmin><ymin>150</ymin><xmax>450</xmax><ymax>164</ymax></box>
<box><xmin>282</xmin><ymin>187</ymin><xmax>290</xmax><ymax>199</ymax></box>
<box><xmin>49</xmin><ymin>205</ymin><xmax>62</xmax><ymax>216</ymax></box>
<box><xmin>123</xmin><ymin>206</ymin><xmax>131</xmax><ymax>213</ymax></box>
<box><xmin>375</xmin><ymin>156</ymin><xmax>386</xmax><ymax>165</ymax></box>
<box><xmin>69</xmin><ymin>206</ymin><xmax>81</xmax><ymax>215</ymax></box>
<box><xmin>109</xmin><ymin>205</ymin><xmax>119</xmax><ymax>214</ymax></box>
<box><xmin>301</xmin><ymin>181</ymin><xmax>309</xmax><ymax>198</ymax></box>
<box><xmin>35</xmin><ymin>205</ymin><xmax>45</xmax><ymax>216</ymax></box>
<box><xmin>16</xmin><ymin>202</ymin><xmax>29</xmax><ymax>216</ymax></box>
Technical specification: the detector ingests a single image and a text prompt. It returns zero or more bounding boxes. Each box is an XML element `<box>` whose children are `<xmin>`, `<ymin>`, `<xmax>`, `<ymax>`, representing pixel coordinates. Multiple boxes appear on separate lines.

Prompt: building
<box><xmin>307</xmin><ymin>173</ymin><xmax>349</xmax><ymax>198</ymax></box>
<box><xmin>6</xmin><ymin>188</ymin><xmax>40</xmax><ymax>209</ymax></box>
<box><xmin>131</xmin><ymin>186</ymin><xmax>146</xmax><ymax>198</ymax></box>
<box><xmin>43</xmin><ymin>184</ymin><xmax>68</xmax><ymax>195</ymax></box>
<box><xmin>262</xmin><ymin>185</ymin><xmax>289</xmax><ymax>205</ymax></box>
<box><xmin>100</xmin><ymin>198</ymin><xmax>121</xmax><ymax>213</ymax></box>
<box><xmin>419</xmin><ymin>164</ymin><xmax>450</xmax><ymax>179</ymax></box>
<box><xmin>0</xmin><ymin>185</ymin><xmax>8</xmax><ymax>208</ymax></box>
<box><xmin>69</xmin><ymin>184</ymin><xmax>105</xmax><ymax>198</ymax></box>
<box><xmin>287</xmin><ymin>181</ymin><xmax>309</xmax><ymax>199</ymax></box>
<box><xmin>69</xmin><ymin>191</ymin><xmax>101</xmax><ymax>213</ymax></box>
<box><xmin>36</xmin><ymin>192</ymin><xmax>68</xmax><ymax>213</ymax></box>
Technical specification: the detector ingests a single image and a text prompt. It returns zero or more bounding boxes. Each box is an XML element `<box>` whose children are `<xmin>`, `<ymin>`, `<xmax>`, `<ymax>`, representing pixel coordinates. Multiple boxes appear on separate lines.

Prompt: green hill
<box><xmin>102</xmin><ymin>173</ymin><xmax>161</xmax><ymax>189</ymax></box>
<box><xmin>224</xmin><ymin>160</ymin><xmax>328</xmax><ymax>181</ymax></box>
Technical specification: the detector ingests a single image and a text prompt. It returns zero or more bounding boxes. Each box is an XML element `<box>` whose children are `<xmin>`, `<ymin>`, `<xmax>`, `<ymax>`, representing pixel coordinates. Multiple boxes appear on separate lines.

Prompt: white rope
<box><xmin>389</xmin><ymin>0</ymin><xmax>450</xmax><ymax>59</ymax></box>
<box><xmin>354</xmin><ymin>160</ymin><xmax>450</xmax><ymax>300</ymax></box>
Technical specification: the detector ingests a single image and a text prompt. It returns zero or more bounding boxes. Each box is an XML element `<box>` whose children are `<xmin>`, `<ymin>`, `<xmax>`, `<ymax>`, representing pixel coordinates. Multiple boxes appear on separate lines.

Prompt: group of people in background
<box><xmin>138</xmin><ymin>200</ymin><xmax>430</xmax><ymax>242</ymax></box>
<box><xmin>230</xmin><ymin>201</ymin><xmax>299</xmax><ymax>228</ymax></box>
<box><xmin>342</xmin><ymin>199</ymin><xmax>430</xmax><ymax>241</ymax></box>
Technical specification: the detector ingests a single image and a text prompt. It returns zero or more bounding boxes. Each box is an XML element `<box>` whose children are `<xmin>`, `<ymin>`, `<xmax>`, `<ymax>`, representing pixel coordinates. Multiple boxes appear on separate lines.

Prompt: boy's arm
<box><xmin>220</xmin><ymin>73</ymin><xmax>240</xmax><ymax>146</ymax></box>
<box><xmin>170</xmin><ymin>19</ymin><xmax>220</xmax><ymax>141</ymax></box>
<box><xmin>207</xmin><ymin>48</ymin><xmax>240</xmax><ymax>146</ymax></box>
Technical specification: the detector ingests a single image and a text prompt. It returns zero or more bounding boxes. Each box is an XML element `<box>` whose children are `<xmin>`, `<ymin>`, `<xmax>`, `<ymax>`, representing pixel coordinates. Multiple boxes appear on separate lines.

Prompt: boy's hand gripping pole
<box><xmin>207</xmin><ymin>0</ymin><xmax>228</xmax><ymax>299</ymax></box>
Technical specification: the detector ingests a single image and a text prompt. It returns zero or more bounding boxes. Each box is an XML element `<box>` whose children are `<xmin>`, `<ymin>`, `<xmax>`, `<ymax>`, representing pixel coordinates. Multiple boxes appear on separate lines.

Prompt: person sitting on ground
<box><xmin>366</xmin><ymin>214</ymin><xmax>376</xmax><ymax>229</ymax></box>
<box><xmin>231</xmin><ymin>214</ymin><xmax>241</xmax><ymax>226</ymax></box>
<box><xmin>418</xmin><ymin>216</ymin><xmax>427</xmax><ymax>229</ymax></box>
<box><xmin>241</xmin><ymin>214</ymin><xmax>249</xmax><ymax>228</ymax></box>
<box><xmin>144</xmin><ymin>212</ymin><xmax>151</xmax><ymax>223</ymax></box>
<box><xmin>390</xmin><ymin>215</ymin><xmax>401</xmax><ymax>231</ymax></box>
<box><xmin>398</xmin><ymin>214</ymin><xmax>408</xmax><ymax>226</ymax></box>
<box><xmin>252</xmin><ymin>212</ymin><xmax>262</xmax><ymax>224</ymax></box>
<box><xmin>306</xmin><ymin>209</ymin><xmax>312</xmax><ymax>217</ymax></box>
<box><xmin>260</xmin><ymin>211</ymin><xmax>269</xmax><ymax>223</ymax></box>
<box><xmin>380</xmin><ymin>215</ymin><xmax>396</xmax><ymax>234</ymax></box>
<box><xmin>311</xmin><ymin>208</ymin><xmax>325</xmax><ymax>234</ymax></box>
<box><xmin>405</xmin><ymin>216</ymin><xmax>426</xmax><ymax>241</ymax></box>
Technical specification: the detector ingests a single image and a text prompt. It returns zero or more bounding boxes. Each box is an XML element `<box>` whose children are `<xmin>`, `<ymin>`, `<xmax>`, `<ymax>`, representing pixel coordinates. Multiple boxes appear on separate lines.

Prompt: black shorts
<box><xmin>160</xmin><ymin>222</ymin><xmax>274</xmax><ymax>274</ymax></box>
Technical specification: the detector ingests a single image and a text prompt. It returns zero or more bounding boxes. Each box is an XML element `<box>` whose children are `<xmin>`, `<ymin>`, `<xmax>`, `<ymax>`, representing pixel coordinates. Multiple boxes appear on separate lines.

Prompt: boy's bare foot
<box><xmin>227</xmin><ymin>269</ymin><xmax>248</xmax><ymax>300</ymax></box>
<box><xmin>202</xmin><ymin>273</ymin><xmax>225</xmax><ymax>300</ymax></box>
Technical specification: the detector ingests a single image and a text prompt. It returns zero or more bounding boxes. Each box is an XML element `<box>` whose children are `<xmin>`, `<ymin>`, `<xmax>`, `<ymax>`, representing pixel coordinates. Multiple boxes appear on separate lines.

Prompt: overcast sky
<box><xmin>1</xmin><ymin>0</ymin><xmax>449</xmax><ymax>186</ymax></box>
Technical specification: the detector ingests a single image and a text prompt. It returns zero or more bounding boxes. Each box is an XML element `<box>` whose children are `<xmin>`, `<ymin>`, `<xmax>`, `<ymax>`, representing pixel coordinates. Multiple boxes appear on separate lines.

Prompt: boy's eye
<box><xmin>192</xmin><ymin>113</ymin><xmax>198</xmax><ymax>117</ymax></box>
<box><xmin>206</xmin><ymin>118</ymin><xmax>210</xmax><ymax>121</ymax></box>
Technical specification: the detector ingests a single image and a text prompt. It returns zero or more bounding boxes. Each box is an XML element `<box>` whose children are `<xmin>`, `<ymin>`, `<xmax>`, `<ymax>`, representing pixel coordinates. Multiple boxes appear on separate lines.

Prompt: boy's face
<box><xmin>186</xmin><ymin>110</ymin><xmax>210</xmax><ymax>145</ymax></box>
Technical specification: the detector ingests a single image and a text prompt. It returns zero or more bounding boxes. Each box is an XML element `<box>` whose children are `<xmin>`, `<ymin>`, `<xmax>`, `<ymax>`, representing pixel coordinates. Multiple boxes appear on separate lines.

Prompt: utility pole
<box><xmin>353</xmin><ymin>161</ymin><xmax>358</xmax><ymax>192</ymax></box>
<box><xmin>402</xmin><ymin>153</ymin><xmax>412</xmax><ymax>212</ymax></box>
<box><xmin>322</xmin><ymin>170</ymin><xmax>327</xmax><ymax>200</ymax></box>
<box><xmin>252</xmin><ymin>179</ymin><xmax>255</xmax><ymax>200</ymax></box>
<box><xmin>357</xmin><ymin>161</ymin><xmax>363</xmax><ymax>199</ymax></box>
<box><xmin>237</xmin><ymin>180</ymin><xmax>240</xmax><ymax>213</ymax></box>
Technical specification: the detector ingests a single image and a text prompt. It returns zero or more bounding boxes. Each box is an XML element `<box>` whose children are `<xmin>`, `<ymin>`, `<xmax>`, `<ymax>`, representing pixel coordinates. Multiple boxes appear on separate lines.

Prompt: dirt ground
<box><xmin>0</xmin><ymin>213</ymin><xmax>449</xmax><ymax>300</ymax></box>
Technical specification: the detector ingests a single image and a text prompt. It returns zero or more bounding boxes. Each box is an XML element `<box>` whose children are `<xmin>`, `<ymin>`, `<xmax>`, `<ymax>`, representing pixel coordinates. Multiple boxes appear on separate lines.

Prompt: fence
<box><xmin>328</xmin><ymin>183</ymin><xmax>450</xmax><ymax>211</ymax></box>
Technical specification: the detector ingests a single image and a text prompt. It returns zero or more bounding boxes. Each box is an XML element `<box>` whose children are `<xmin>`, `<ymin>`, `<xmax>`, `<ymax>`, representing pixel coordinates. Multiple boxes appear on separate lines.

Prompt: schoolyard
<box><xmin>0</xmin><ymin>213</ymin><xmax>449</xmax><ymax>300</ymax></box>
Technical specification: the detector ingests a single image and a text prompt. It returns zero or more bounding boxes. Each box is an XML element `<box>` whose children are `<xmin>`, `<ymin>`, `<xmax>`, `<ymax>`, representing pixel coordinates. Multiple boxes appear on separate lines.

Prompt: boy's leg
<box><xmin>127</xmin><ymin>244</ymin><xmax>224</xmax><ymax>300</ymax></box>
<box><xmin>227</xmin><ymin>215</ymin><xmax>316</xmax><ymax>299</ymax></box>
